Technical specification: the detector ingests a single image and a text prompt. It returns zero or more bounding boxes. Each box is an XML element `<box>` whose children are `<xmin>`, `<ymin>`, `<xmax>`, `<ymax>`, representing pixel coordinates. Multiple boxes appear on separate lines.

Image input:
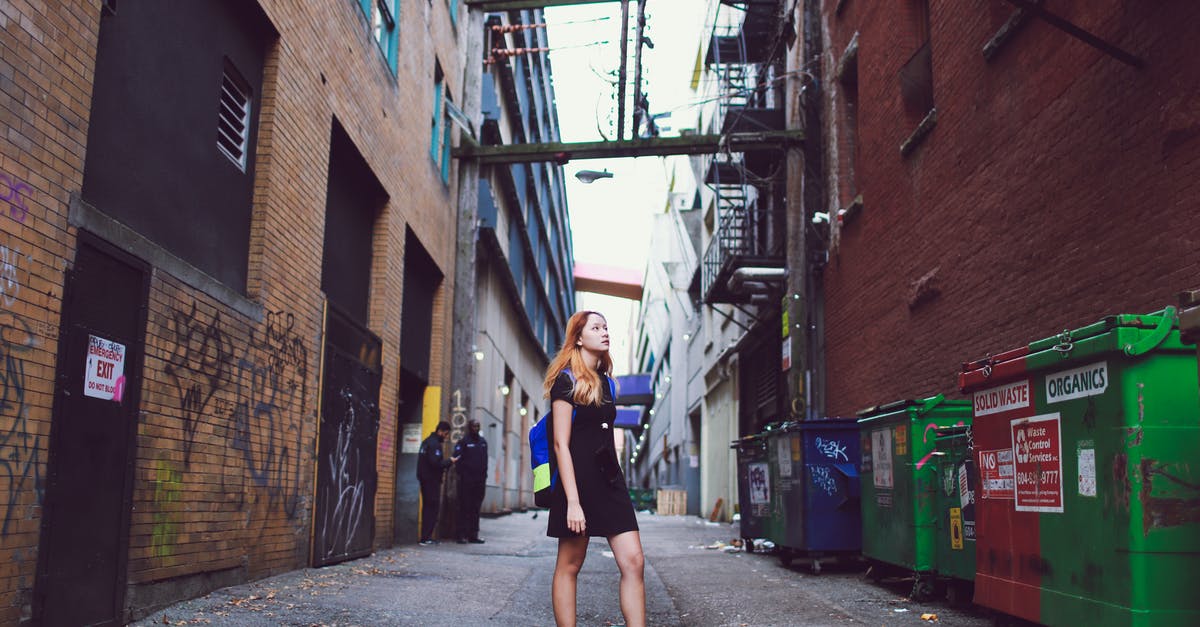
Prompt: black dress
<box><xmin>546</xmin><ymin>371</ymin><xmax>639</xmax><ymax>538</ymax></box>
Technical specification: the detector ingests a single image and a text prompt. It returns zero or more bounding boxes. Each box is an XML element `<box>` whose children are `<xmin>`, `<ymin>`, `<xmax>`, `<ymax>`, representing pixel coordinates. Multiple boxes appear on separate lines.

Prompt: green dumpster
<box><xmin>959</xmin><ymin>307</ymin><xmax>1200</xmax><ymax>626</ymax></box>
<box><xmin>857</xmin><ymin>395</ymin><xmax>973</xmax><ymax>598</ymax></box>
<box><xmin>933</xmin><ymin>426</ymin><xmax>976</xmax><ymax>605</ymax></box>
<box><xmin>758</xmin><ymin>425</ymin><xmax>787</xmax><ymax>552</ymax></box>
<box><xmin>732</xmin><ymin>431</ymin><xmax>772</xmax><ymax>548</ymax></box>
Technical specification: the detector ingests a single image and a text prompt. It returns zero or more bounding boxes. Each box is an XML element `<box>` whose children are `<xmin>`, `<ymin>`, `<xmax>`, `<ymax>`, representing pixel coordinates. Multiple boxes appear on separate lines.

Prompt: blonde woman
<box><xmin>543</xmin><ymin>311</ymin><xmax>645</xmax><ymax>627</ymax></box>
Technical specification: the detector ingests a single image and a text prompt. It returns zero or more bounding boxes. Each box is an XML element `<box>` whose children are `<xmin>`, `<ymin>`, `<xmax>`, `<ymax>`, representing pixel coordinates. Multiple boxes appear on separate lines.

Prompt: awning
<box><xmin>614</xmin><ymin>406</ymin><xmax>646</xmax><ymax>429</ymax></box>
<box><xmin>613</xmin><ymin>373</ymin><xmax>653</xmax><ymax>406</ymax></box>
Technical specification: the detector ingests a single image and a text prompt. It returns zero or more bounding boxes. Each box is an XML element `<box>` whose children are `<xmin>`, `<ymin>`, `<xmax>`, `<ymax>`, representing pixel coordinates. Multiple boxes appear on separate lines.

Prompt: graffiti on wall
<box><xmin>0</xmin><ymin>172</ymin><xmax>31</xmax><ymax>223</ymax></box>
<box><xmin>164</xmin><ymin>302</ymin><xmax>233</xmax><ymax>464</ymax></box>
<box><xmin>0</xmin><ymin>230</ymin><xmax>37</xmax><ymax>536</ymax></box>
<box><xmin>318</xmin><ymin>385</ymin><xmax>369</xmax><ymax>559</ymax></box>
<box><xmin>230</xmin><ymin>311</ymin><xmax>309</xmax><ymax>518</ymax></box>
<box><xmin>163</xmin><ymin>303</ymin><xmax>311</xmax><ymax>520</ymax></box>
<box><xmin>0</xmin><ymin>312</ymin><xmax>37</xmax><ymax>536</ymax></box>
<box><xmin>151</xmin><ymin>459</ymin><xmax>182</xmax><ymax>560</ymax></box>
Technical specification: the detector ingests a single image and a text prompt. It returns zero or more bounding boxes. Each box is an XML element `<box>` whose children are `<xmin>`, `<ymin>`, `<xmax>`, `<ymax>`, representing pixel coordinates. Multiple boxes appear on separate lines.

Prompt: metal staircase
<box><xmin>701</xmin><ymin>3</ymin><xmax>784</xmax><ymax>304</ymax></box>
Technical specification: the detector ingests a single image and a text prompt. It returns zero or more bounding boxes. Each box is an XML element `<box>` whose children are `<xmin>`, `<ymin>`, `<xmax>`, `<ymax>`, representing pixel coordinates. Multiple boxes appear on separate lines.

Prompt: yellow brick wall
<box><xmin>0</xmin><ymin>0</ymin><xmax>466</xmax><ymax>620</ymax></box>
<box><xmin>0</xmin><ymin>1</ymin><xmax>97</xmax><ymax>622</ymax></box>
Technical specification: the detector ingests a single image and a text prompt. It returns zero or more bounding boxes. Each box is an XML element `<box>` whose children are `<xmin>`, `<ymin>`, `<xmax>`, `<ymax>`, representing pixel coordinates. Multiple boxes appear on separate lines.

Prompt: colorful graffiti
<box><xmin>0</xmin><ymin>172</ymin><xmax>31</xmax><ymax>223</ymax></box>
<box><xmin>151</xmin><ymin>459</ymin><xmax>182</xmax><ymax>560</ymax></box>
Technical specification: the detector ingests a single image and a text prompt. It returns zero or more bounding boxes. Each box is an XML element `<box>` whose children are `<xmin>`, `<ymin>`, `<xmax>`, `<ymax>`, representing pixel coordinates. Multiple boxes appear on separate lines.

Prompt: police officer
<box><xmin>417</xmin><ymin>420</ymin><xmax>457</xmax><ymax>545</ymax></box>
<box><xmin>453</xmin><ymin>419</ymin><xmax>489</xmax><ymax>543</ymax></box>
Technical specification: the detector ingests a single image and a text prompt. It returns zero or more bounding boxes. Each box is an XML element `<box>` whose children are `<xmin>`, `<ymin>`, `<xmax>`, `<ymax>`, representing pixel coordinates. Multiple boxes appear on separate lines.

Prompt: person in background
<box><xmin>417</xmin><ymin>420</ymin><xmax>457</xmax><ymax>545</ymax></box>
<box><xmin>454</xmin><ymin>419</ymin><xmax>489</xmax><ymax>544</ymax></box>
<box><xmin>544</xmin><ymin>310</ymin><xmax>645</xmax><ymax>627</ymax></box>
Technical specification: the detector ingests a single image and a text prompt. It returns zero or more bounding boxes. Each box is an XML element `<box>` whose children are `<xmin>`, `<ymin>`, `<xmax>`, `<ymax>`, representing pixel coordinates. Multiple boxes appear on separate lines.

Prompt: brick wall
<box><xmin>0</xmin><ymin>0</ymin><xmax>466</xmax><ymax>621</ymax></box>
<box><xmin>0</xmin><ymin>1</ymin><xmax>95</xmax><ymax>622</ymax></box>
<box><xmin>818</xmin><ymin>0</ymin><xmax>1200</xmax><ymax>415</ymax></box>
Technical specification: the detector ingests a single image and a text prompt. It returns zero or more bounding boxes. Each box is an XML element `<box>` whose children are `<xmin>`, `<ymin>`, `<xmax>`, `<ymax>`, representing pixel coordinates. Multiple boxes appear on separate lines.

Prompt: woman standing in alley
<box><xmin>544</xmin><ymin>310</ymin><xmax>645</xmax><ymax>627</ymax></box>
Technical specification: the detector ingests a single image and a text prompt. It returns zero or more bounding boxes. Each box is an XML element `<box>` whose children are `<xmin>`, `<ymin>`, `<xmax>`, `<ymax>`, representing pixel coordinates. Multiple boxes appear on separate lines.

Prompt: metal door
<box><xmin>35</xmin><ymin>234</ymin><xmax>149</xmax><ymax>626</ymax></box>
<box><xmin>312</xmin><ymin>304</ymin><xmax>381</xmax><ymax>566</ymax></box>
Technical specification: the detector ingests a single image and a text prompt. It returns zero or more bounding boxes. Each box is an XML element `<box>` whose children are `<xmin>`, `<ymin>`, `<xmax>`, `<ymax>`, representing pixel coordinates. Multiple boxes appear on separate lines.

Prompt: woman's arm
<box><xmin>552</xmin><ymin>397</ymin><xmax>585</xmax><ymax>534</ymax></box>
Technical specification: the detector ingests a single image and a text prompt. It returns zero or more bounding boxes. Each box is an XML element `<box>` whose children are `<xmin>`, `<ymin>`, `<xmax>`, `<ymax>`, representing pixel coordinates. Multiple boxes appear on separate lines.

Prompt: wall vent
<box><xmin>217</xmin><ymin>62</ymin><xmax>251</xmax><ymax>171</ymax></box>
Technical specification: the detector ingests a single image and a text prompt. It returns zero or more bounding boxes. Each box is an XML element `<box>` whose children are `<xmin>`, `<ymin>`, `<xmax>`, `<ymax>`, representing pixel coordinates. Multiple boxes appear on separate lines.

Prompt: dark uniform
<box><xmin>453</xmin><ymin>429</ymin><xmax>489</xmax><ymax>542</ymax></box>
<box><xmin>417</xmin><ymin>430</ymin><xmax>452</xmax><ymax>542</ymax></box>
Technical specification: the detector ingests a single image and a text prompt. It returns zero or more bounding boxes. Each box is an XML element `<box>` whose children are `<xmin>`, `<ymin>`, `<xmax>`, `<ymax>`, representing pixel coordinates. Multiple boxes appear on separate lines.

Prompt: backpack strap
<box><xmin>560</xmin><ymin>368</ymin><xmax>617</xmax><ymax>405</ymax></box>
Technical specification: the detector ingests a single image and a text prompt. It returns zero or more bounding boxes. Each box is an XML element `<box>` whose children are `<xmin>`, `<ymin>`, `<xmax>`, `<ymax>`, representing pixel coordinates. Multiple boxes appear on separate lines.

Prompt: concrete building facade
<box><xmin>470</xmin><ymin>7</ymin><xmax>576</xmax><ymax>515</ymax></box>
<box><xmin>624</xmin><ymin>1</ymin><xmax>788</xmax><ymax>523</ymax></box>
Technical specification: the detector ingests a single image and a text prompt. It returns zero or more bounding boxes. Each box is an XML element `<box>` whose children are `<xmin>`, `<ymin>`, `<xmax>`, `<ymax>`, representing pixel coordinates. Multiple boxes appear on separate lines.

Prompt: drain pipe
<box><xmin>726</xmin><ymin>267</ymin><xmax>787</xmax><ymax>294</ymax></box>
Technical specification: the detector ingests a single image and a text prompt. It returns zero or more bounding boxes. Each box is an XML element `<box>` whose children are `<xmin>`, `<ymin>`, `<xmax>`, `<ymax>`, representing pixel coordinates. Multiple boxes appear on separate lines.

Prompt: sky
<box><xmin>544</xmin><ymin>1</ymin><xmax>707</xmax><ymax>373</ymax></box>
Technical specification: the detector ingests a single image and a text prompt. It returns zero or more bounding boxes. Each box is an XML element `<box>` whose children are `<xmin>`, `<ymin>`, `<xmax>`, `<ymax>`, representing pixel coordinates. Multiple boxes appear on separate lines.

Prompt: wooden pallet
<box><xmin>656</xmin><ymin>489</ymin><xmax>687</xmax><ymax>516</ymax></box>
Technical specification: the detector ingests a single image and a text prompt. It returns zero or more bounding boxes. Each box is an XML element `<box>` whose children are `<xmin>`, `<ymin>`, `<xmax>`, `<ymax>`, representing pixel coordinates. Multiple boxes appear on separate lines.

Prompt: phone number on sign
<box><xmin>1016</xmin><ymin>470</ymin><xmax>1058</xmax><ymax>485</ymax></box>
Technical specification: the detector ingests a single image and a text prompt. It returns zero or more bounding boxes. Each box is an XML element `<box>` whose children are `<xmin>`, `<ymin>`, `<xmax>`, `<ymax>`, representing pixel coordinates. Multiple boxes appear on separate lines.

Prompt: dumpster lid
<box><xmin>779</xmin><ymin>417</ymin><xmax>860</xmax><ymax>432</ymax></box>
<box><xmin>959</xmin><ymin>307</ymin><xmax>1181</xmax><ymax>392</ymax></box>
<box><xmin>856</xmin><ymin>394</ymin><xmax>946</xmax><ymax>419</ymax></box>
<box><xmin>933</xmin><ymin>425</ymin><xmax>971</xmax><ymax>438</ymax></box>
<box><xmin>729</xmin><ymin>430</ymin><xmax>773</xmax><ymax>448</ymax></box>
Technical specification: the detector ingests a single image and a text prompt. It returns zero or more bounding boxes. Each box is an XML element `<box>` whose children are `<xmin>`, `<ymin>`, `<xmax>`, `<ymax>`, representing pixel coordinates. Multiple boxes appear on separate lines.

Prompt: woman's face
<box><xmin>578</xmin><ymin>313</ymin><xmax>609</xmax><ymax>354</ymax></box>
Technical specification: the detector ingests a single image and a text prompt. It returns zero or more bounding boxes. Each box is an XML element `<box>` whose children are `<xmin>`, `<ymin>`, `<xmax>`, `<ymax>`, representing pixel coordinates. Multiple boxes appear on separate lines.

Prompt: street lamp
<box><xmin>574</xmin><ymin>169</ymin><xmax>614</xmax><ymax>184</ymax></box>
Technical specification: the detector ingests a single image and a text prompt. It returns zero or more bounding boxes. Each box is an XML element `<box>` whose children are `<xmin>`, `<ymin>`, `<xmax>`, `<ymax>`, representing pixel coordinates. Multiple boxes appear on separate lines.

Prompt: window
<box><xmin>898</xmin><ymin>0</ymin><xmax>933</xmax><ymax>122</ymax></box>
<box><xmin>430</xmin><ymin>63</ymin><xmax>444</xmax><ymax>162</ymax></box>
<box><xmin>217</xmin><ymin>61</ymin><xmax>251</xmax><ymax>171</ymax></box>
<box><xmin>430</xmin><ymin>62</ymin><xmax>453</xmax><ymax>184</ymax></box>
<box><xmin>361</xmin><ymin>0</ymin><xmax>399</xmax><ymax>72</ymax></box>
<box><xmin>441</xmin><ymin>94</ymin><xmax>453</xmax><ymax>183</ymax></box>
<box><xmin>896</xmin><ymin>0</ymin><xmax>936</xmax><ymax>155</ymax></box>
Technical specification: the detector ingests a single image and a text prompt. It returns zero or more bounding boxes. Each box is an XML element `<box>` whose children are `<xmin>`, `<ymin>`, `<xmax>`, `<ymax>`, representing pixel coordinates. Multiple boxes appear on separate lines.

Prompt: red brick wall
<box><xmin>0</xmin><ymin>0</ymin><xmax>464</xmax><ymax>621</ymax></box>
<box><xmin>819</xmin><ymin>0</ymin><xmax>1200</xmax><ymax>415</ymax></box>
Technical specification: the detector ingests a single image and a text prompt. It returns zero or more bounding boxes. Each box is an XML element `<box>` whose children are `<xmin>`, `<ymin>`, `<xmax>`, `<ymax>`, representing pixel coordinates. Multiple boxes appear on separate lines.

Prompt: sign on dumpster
<box><xmin>1010</xmin><ymin>413</ymin><xmax>1063</xmax><ymax>512</ymax></box>
<box><xmin>978</xmin><ymin>448</ymin><xmax>1014</xmax><ymax>500</ymax></box>
<box><xmin>84</xmin><ymin>334</ymin><xmax>126</xmax><ymax>402</ymax></box>
<box><xmin>1045</xmin><ymin>361</ymin><xmax>1107</xmax><ymax>404</ymax></box>
<box><xmin>973</xmin><ymin>379</ymin><xmax>1030</xmax><ymax>417</ymax></box>
<box><xmin>749</xmin><ymin>462</ymin><xmax>769</xmax><ymax>504</ymax></box>
<box><xmin>871</xmin><ymin>428</ymin><xmax>894</xmax><ymax>490</ymax></box>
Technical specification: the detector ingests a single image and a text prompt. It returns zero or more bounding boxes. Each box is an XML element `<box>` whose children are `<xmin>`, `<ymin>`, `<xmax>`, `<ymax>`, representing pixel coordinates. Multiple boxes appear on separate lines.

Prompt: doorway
<box><xmin>35</xmin><ymin>233</ymin><xmax>150</xmax><ymax>625</ymax></box>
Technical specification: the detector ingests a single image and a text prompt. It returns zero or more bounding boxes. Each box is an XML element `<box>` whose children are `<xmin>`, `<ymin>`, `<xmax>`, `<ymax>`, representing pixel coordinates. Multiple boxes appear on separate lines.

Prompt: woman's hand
<box><xmin>566</xmin><ymin>501</ymin><xmax>586</xmax><ymax>535</ymax></box>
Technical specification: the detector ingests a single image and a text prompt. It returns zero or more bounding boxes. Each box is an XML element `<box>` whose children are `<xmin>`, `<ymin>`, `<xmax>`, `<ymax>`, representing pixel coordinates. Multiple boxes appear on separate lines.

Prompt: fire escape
<box><xmin>701</xmin><ymin>1</ymin><xmax>787</xmax><ymax>305</ymax></box>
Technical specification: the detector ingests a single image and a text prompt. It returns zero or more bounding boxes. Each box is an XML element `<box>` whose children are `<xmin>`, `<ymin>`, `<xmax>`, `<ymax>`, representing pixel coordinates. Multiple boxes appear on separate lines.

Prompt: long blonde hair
<box><xmin>543</xmin><ymin>311</ymin><xmax>614</xmax><ymax>406</ymax></box>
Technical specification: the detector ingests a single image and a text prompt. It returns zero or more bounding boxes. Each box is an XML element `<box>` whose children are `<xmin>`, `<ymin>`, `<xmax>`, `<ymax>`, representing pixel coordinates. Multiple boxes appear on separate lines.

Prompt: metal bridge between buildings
<box><xmin>452</xmin><ymin>130</ymin><xmax>804</xmax><ymax>165</ymax></box>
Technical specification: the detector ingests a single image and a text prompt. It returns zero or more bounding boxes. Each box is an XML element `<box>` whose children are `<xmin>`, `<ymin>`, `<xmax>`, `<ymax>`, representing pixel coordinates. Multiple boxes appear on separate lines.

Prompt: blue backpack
<box><xmin>529</xmin><ymin>369</ymin><xmax>617</xmax><ymax>507</ymax></box>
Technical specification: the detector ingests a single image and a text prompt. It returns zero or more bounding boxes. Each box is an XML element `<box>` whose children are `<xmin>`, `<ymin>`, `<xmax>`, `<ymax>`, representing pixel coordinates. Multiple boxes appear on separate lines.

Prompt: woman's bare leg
<box><xmin>608</xmin><ymin>531</ymin><xmax>646</xmax><ymax>627</ymax></box>
<box><xmin>552</xmin><ymin>536</ymin><xmax>590</xmax><ymax>627</ymax></box>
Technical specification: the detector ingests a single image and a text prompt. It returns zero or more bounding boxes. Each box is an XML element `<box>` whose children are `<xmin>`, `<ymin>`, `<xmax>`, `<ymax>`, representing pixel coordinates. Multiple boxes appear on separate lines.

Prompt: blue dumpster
<box><xmin>766</xmin><ymin>419</ymin><xmax>862</xmax><ymax>572</ymax></box>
